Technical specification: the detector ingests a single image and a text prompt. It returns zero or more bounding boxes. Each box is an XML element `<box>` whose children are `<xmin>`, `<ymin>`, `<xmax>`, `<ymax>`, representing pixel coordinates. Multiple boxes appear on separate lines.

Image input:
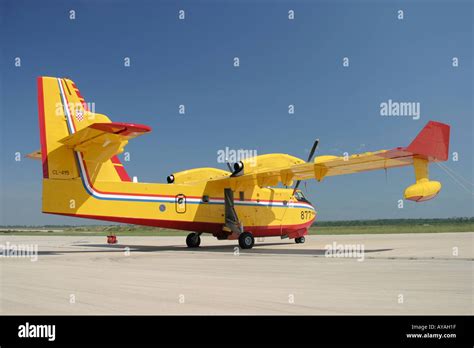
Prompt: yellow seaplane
<box><xmin>29</xmin><ymin>77</ymin><xmax>450</xmax><ymax>249</ymax></box>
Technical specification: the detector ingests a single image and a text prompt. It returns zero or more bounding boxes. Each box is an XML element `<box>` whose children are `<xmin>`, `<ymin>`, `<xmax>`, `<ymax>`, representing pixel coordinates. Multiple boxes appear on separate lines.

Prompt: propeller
<box><xmin>292</xmin><ymin>139</ymin><xmax>319</xmax><ymax>195</ymax></box>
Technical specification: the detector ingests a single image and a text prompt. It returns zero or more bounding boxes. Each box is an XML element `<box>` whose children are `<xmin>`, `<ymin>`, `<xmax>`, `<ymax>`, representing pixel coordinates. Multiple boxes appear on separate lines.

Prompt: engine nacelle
<box><xmin>233</xmin><ymin>161</ymin><xmax>244</xmax><ymax>176</ymax></box>
<box><xmin>166</xmin><ymin>168</ymin><xmax>229</xmax><ymax>184</ymax></box>
<box><xmin>404</xmin><ymin>180</ymin><xmax>441</xmax><ymax>202</ymax></box>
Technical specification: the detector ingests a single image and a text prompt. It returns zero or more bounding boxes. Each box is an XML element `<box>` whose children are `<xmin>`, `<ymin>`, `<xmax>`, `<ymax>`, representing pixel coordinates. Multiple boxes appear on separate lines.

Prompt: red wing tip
<box><xmin>406</xmin><ymin>120</ymin><xmax>450</xmax><ymax>161</ymax></box>
<box><xmin>426</xmin><ymin>120</ymin><xmax>450</xmax><ymax>126</ymax></box>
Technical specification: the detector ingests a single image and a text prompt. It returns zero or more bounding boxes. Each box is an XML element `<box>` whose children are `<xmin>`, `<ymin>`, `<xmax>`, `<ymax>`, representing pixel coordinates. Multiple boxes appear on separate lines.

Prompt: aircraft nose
<box><xmin>310</xmin><ymin>204</ymin><xmax>317</xmax><ymax>220</ymax></box>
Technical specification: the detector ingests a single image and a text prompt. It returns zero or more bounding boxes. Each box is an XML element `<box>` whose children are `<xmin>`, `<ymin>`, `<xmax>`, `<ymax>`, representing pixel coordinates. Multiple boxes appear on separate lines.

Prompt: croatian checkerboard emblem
<box><xmin>75</xmin><ymin>108</ymin><xmax>84</xmax><ymax>121</ymax></box>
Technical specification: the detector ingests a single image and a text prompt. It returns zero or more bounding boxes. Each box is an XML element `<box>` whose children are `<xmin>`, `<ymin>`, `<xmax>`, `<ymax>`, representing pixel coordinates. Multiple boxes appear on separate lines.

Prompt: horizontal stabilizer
<box><xmin>26</xmin><ymin>149</ymin><xmax>42</xmax><ymax>160</ymax></box>
<box><xmin>59</xmin><ymin>122</ymin><xmax>151</xmax><ymax>163</ymax></box>
<box><xmin>60</xmin><ymin>122</ymin><xmax>151</xmax><ymax>147</ymax></box>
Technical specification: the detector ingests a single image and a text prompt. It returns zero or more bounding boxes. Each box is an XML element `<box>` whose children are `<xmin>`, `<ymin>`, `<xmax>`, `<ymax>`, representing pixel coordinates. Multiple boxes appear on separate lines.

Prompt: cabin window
<box><xmin>239</xmin><ymin>191</ymin><xmax>244</xmax><ymax>201</ymax></box>
<box><xmin>202</xmin><ymin>195</ymin><xmax>209</xmax><ymax>203</ymax></box>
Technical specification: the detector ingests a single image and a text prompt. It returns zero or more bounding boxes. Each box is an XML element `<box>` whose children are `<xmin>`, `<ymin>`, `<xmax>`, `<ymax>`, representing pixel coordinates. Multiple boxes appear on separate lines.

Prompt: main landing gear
<box><xmin>186</xmin><ymin>189</ymin><xmax>258</xmax><ymax>250</ymax></box>
<box><xmin>223</xmin><ymin>188</ymin><xmax>255</xmax><ymax>250</ymax></box>
<box><xmin>186</xmin><ymin>232</ymin><xmax>201</xmax><ymax>248</ymax></box>
<box><xmin>238</xmin><ymin>232</ymin><xmax>255</xmax><ymax>249</ymax></box>
<box><xmin>295</xmin><ymin>236</ymin><xmax>305</xmax><ymax>244</ymax></box>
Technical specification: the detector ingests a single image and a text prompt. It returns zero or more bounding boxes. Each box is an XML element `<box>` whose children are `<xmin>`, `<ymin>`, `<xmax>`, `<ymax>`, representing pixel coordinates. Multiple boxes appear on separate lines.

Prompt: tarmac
<box><xmin>0</xmin><ymin>232</ymin><xmax>472</xmax><ymax>314</ymax></box>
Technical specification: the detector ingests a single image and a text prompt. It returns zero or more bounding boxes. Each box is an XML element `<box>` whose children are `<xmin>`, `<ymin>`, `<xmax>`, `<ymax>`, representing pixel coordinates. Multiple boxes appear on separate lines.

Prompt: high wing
<box><xmin>203</xmin><ymin>121</ymin><xmax>450</xmax><ymax>201</ymax></box>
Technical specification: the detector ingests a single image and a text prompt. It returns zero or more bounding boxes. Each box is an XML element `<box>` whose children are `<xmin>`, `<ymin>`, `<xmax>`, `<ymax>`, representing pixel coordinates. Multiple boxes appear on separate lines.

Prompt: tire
<box><xmin>238</xmin><ymin>232</ymin><xmax>255</xmax><ymax>249</ymax></box>
<box><xmin>186</xmin><ymin>233</ymin><xmax>201</xmax><ymax>248</ymax></box>
<box><xmin>295</xmin><ymin>236</ymin><xmax>305</xmax><ymax>244</ymax></box>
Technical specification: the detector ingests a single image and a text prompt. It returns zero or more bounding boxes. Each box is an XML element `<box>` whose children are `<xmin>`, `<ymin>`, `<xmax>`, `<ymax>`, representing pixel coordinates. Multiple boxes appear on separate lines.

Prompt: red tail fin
<box><xmin>406</xmin><ymin>121</ymin><xmax>450</xmax><ymax>161</ymax></box>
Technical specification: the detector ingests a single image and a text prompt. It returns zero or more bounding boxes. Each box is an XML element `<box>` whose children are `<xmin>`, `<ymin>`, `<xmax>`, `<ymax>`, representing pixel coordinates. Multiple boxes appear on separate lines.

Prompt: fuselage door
<box><xmin>175</xmin><ymin>194</ymin><xmax>186</xmax><ymax>213</ymax></box>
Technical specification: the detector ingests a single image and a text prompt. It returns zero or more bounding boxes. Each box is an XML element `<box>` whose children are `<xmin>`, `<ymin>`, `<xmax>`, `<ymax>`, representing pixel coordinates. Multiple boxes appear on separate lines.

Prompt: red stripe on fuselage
<box><xmin>110</xmin><ymin>155</ymin><xmax>121</xmax><ymax>164</ymax></box>
<box><xmin>114</xmin><ymin>165</ymin><xmax>132</xmax><ymax>181</ymax></box>
<box><xmin>110</xmin><ymin>155</ymin><xmax>131</xmax><ymax>181</ymax></box>
<box><xmin>37</xmin><ymin>77</ymin><xmax>48</xmax><ymax>178</ymax></box>
<box><xmin>47</xmin><ymin>212</ymin><xmax>315</xmax><ymax>237</ymax></box>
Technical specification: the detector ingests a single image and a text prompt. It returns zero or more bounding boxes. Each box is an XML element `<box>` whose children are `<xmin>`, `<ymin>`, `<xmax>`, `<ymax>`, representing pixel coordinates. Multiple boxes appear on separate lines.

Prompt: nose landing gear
<box><xmin>295</xmin><ymin>236</ymin><xmax>305</xmax><ymax>244</ymax></box>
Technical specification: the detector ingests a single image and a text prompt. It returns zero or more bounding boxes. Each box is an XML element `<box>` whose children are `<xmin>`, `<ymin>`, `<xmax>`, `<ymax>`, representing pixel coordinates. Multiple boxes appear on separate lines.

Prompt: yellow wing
<box><xmin>204</xmin><ymin>121</ymin><xmax>450</xmax><ymax>202</ymax></box>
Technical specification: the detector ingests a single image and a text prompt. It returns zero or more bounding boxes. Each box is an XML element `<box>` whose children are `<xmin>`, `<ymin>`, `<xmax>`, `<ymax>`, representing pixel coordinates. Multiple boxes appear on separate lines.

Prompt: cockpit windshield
<box><xmin>294</xmin><ymin>190</ymin><xmax>308</xmax><ymax>202</ymax></box>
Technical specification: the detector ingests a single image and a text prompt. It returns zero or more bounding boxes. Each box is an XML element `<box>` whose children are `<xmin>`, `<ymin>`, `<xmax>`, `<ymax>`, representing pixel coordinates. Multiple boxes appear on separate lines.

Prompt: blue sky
<box><xmin>0</xmin><ymin>0</ymin><xmax>472</xmax><ymax>225</ymax></box>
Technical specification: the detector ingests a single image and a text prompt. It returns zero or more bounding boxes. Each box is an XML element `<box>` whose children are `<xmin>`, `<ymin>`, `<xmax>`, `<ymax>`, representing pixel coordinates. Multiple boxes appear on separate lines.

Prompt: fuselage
<box><xmin>38</xmin><ymin>76</ymin><xmax>316</xmax><ymax>240</ymax></box>
<box><xmin>45</xmin><ymin>166</ymin><xmax>317</xmax><ymax>239</ymax></box>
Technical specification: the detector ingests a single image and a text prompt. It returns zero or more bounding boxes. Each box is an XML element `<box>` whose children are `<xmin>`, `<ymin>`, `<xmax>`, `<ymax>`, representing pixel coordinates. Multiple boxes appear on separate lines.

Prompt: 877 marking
<box><xmin>300</xmin><ymin>210</ymin><xmax>313</xmax><ymax>220</ymax></box>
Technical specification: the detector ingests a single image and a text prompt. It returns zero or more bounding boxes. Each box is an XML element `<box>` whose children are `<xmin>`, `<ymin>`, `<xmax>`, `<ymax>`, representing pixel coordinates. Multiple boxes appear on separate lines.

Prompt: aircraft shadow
<box><xmin>37</xmin><ymin>243</ymin><xmax>392</xmax><ymax>257</ymax></box>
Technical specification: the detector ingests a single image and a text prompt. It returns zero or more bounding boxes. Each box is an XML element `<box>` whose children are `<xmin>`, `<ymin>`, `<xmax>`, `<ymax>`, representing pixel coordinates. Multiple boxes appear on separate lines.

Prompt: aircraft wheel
<box><xmin>186</xmin><ymin>233</ymin><xmax>201</xmax><ymax>248</ymax></box>
<box><xmin>238</xmin><ymin>232</ymin><xmax>255</xmax><ymax>249</ymax></box>
<box><xmin>295</xmin><ymin>236</ymin><xmax>305</xmax><ymax>244</ymax></box>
